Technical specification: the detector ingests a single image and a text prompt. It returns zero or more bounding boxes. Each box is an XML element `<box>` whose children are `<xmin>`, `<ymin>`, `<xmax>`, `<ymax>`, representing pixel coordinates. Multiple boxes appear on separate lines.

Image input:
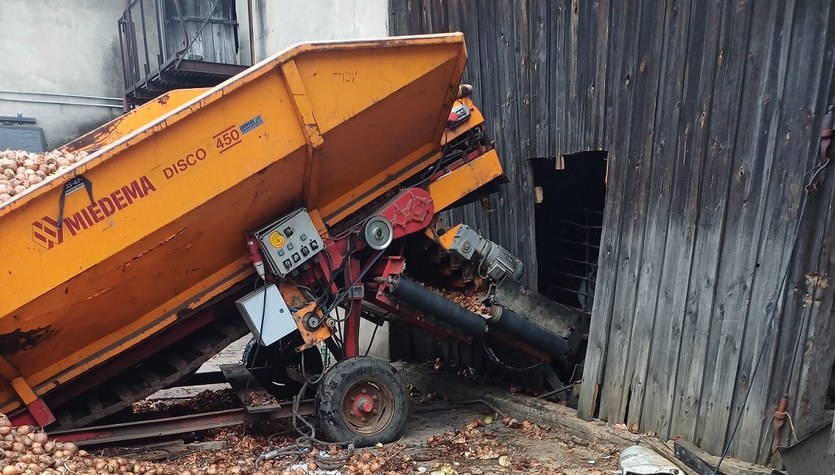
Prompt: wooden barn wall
<box><xmin>390</xmin><ymin>0</ymin><xmax>835</xmax><ymax>464</ymax></box>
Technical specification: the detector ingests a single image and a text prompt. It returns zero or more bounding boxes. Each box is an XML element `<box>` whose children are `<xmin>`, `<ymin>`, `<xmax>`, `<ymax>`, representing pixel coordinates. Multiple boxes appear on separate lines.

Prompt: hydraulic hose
<box><xmin>488</xmin><ymin>305</ymin><xmax>570</xmax><ymax>358</ymax></box>
<box><xmin>388</xmin><ymin>276</ymin><xmax>487</xmax><ymax>335</ymax></box>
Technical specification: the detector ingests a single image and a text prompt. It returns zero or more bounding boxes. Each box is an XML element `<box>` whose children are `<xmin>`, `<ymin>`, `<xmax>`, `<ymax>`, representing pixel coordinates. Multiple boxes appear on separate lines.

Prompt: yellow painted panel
<box><xmin>61</xmin><ymin>89</ymin><xmax>209</xmax><ymax>153</ymax></box>
<box><xmin>428</xmin><ymin>149</ymin><xmax>503</xmax><ymax>212</ymax></box>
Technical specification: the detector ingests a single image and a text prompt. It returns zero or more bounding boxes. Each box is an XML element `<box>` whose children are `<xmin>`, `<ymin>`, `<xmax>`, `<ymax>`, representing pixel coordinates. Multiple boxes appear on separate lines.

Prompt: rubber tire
<box><xmin>316</xmin><ymin>356</ymin><xmax>408</xmax><ymax>446</ymax></box>
<box><xmin>242</xmin><ymin>331</ymin><xmax>323</xmax><ymax>398</ymax></box>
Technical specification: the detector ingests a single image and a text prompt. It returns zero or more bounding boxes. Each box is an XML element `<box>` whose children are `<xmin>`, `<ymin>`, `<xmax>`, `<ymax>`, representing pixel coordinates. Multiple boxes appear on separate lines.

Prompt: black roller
<box><xmin>489</xmin><ymin>305</ymin><xmax>570</xmax><ymax>358</ymax></box>
<box><xmin>388</xmin><ymin>276</ymin><xmax>488</xmax><ymax>335</ymax></box>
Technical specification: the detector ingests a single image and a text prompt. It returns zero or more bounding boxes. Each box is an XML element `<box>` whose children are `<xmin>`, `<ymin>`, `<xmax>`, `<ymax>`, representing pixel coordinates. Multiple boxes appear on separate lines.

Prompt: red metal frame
<box><xmin>342</xmin><ymin>257</ymin><xmax>362</xmax><ymax>358</ymax></box>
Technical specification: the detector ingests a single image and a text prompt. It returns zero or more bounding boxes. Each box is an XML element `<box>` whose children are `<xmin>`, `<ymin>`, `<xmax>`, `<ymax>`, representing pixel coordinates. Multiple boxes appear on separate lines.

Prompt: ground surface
<box><xmin>119</xmin><ymin>394</ymin><xmax>619</xmax><ymax>475</ymax></box>
<box><xmin>126</xmin><ymin>339</ymin><xmax>621</xmax><ymax>474</ymax></box>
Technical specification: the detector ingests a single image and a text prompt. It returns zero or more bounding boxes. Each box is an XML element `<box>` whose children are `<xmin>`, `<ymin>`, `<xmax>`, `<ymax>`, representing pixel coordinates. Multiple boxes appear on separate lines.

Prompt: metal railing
<box><xmin>119</xmin><ymin>0</ymin><xmax>240</xmax><ymax>92</ymax></box>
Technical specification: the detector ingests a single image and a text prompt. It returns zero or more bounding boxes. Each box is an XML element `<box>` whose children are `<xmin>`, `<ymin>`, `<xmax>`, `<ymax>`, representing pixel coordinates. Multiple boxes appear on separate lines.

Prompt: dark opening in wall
<box><xmin>532</xmin><ymin>151</ymin><xmax>608</xmax><ymax>313</ymax></box>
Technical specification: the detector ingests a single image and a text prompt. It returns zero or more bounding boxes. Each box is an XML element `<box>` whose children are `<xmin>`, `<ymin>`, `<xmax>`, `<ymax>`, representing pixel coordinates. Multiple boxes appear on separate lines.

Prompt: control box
<box><xmin>255</xmin><ymin>208</ymin><xmax>324</xmax><ymax>277</ymax></box>
<box><xmin>235</xmin><ymin>284</ymin><xmax>298</xmax><ymax>346</ymax></box>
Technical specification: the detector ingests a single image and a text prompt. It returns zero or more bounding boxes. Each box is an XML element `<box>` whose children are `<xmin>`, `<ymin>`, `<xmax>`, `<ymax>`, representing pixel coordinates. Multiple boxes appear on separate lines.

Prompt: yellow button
<box><xmin>269</xmin><ymin>231</ymin><xmax>285</xmax><ymax>248</ymax></box>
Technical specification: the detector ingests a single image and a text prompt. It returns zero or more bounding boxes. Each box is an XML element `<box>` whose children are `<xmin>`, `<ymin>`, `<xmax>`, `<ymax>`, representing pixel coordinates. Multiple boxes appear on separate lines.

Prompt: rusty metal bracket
<box><xmin>805</xmin><ymin>104</ymin><xmax>834</xmax><ymax>194</ymax></box>
<box><xmin>0</xmin><ymin>356</ymin><xmax>55</xmax><ymax>427</ymax></box>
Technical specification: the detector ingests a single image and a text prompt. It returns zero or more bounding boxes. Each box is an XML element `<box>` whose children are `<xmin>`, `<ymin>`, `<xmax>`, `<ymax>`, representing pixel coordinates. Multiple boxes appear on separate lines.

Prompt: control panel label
<box><xmin>240</xmin><ymin>115</ymin><xmax>264</xmax><ymax>135</ymax></box>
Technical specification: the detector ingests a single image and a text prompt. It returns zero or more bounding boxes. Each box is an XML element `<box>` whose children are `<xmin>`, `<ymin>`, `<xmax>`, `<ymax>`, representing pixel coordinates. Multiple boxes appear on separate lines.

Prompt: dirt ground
<box><xmin>123</xmin><ymin>339</ymin><xmax>621</xmax><ymax>475</ymax></box>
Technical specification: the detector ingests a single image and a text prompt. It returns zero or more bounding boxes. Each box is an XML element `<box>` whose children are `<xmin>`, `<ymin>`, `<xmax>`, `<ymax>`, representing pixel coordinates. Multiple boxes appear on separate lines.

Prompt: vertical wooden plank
<box><xmin>611</xmin><ymin>0</ymin><xmax>668</xmax><ymax>429</ymax></box>
<box><xmin>565</xmin><ymin>0</ymin><xmax>580</xmax><ymax>151</ymax></box>
<box><xmin>514</xmin><ymin>0</ymin><xmax>538</xmax><ymax>286</ymax></box>
<box><xmin>739</xmin><ymin>1</ymin><xmax>835</xmax><ymax>462</ymax></box>
<box><xmin>388</xmin><ymin>0</ymin><xmax>411</xmax><ymax>35</ymax></box>
<box><xmin>551</xmin><ymin>0</ymin><xmax>568</xmax><ymax>159</ymax></box>
<box><xmin>578</xmin><ymin>0</ymin><xmax>638</xmax><ymax>420</ymax></box>
<box><xmin>529</xmin><ymin>0</ymin><xmax>549</xmax><ymax>159</ymax></box>
<box><xmin>636</xmin><ymin>0</ymin><xmax>693</xmax><ymax>439</ymax></box>
<box><xmin>591</xmin><ymin>0</ymin><xmax>610</xmax><ymax>148</ymax></box>
<box><xmin>691</xmin><ymin>0</ymin><xmax>755</xmax><ymax>454</ymax></box>
<box><xmin>578</xmin><ymin>0</ymin><xmax>617</xmax><ymax>421</ymax></box>
<box><xmin>788</xmin><ymin>9</ymin><xmax>835</xmax><ymax>440</ymax></box>
<box><xmin>707</xmin><ymin>0</ymin><xmax>788</xmax><ymax>459</ymax></box>
<box><xmin>666</xmin><ymin>0</ymin><xmax>726</xmax><ymax>441</ymax></box>
<box><xmin>582</xmin><ymin>0</ymin><xmax>643</xmax><ymax>423</ymax></box>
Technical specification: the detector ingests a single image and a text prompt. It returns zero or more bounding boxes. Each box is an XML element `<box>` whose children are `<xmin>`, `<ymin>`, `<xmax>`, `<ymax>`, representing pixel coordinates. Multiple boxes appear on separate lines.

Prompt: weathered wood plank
<box><xmin>693</xmin><ymin>0</ymin><xmax>756</xmax><ymax>455</ymax></box>
<box><xmin>528</xmin><ymin>0</ymin><xmax>549</xmax><ymax>159</ymax></box>
<box><xmin>638</xmin><ymin>0</ymin><xmax>694</xmax><ymax>440</ymax></box>
<box><xmin>618</xmin><ymin>0</ymin><xmax>668</xmax><ymax>432</ymax></box>
<box><xmin>666</xmin><ymin>0</ymin><xmax>726</xmax><ymax>441</ymax></box>
<box><xmin>779</xmin><ymin>0</ymin><xmax>835</xmax><ymax>443</ymax></box>
<box><xmin>734</xmin><ymin>0</ymin><xmax>835</xmax><ymax>463</ymax></box>
<box><xmin>551</xmin><ymin>0</ymin><xmax>568</xmax><ymax>159</ymax></box>
<box><xmin>577</xmin><ymin>0</ymin><xmax>639</xmax><ymax>421</ymax></box>
<box><xmin>717</xmin><ymin>1</ymin><xmax>790</xmax><ymax>460</ymax></box>
<box><xmin>590</xmin><ymin>0</ymin><xmax>610</xmax><ymax>148</ymax></box>
<box><xmin>594</xmin><ymin>0</ymin><xmax>645</xmax><ymax>424</ymax></box>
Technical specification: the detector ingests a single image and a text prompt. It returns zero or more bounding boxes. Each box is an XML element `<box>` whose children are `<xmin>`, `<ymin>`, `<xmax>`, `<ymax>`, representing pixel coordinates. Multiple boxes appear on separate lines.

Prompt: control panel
<box><xmin>255</xmin><ymin>208</ymin><xmax>324</xmax><ymax>277</ymax></box>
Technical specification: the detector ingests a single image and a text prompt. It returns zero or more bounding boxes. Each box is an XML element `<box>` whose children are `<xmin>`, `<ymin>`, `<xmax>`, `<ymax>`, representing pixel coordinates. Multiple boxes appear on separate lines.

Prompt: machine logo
<box><xmin>32</xmin><ymin>216</ymin><xmax>64</xmax><ymax>249</ymax></box>
<box><xmin>31</xmin><ymin>175</ymin><xmax>157</xmax><ymax>250</ymax></box>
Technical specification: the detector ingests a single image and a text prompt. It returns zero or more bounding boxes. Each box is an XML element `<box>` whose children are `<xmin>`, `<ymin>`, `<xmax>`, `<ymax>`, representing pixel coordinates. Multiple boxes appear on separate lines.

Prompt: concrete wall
<box><xmin>236</xmin><ymin>0</ymin><xmax>389</xmax><ymax>62</ymax></box>
<box><xmin>0</xmin><ymin>0</ymin><xmax>125</xmax><ymax>149</ymax></box>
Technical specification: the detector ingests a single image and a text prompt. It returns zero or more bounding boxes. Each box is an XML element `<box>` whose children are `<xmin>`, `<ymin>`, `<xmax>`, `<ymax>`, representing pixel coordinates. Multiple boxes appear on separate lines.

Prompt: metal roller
<box><xmin>488</xmin><ymin>305</ymin><xmax>570</xmax><ymax>359</ymax></box>
<box><xmin>388</xmin><ymin>276</ymin><xmax>488</xmax><ymax>335</ymax></box>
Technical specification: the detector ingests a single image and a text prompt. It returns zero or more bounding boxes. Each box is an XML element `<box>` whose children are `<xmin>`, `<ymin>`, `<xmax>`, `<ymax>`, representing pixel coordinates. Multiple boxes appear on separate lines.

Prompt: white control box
<box><xmin>235</xmin><ymin>284</ymin><xmax>298</xmax><ymax>346</ymax></box>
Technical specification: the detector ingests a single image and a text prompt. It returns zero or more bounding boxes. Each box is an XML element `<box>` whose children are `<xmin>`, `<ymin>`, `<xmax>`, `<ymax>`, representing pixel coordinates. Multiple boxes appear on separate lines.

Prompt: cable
<box><xmin>364</xmin><ymin>321</ymin><xmax>381</xmax><ymax>356</ymax></box>
<box><xmin>480</xmin><ymin>337</ymin><xmax>543</xmax><ymax>372</ymax></box>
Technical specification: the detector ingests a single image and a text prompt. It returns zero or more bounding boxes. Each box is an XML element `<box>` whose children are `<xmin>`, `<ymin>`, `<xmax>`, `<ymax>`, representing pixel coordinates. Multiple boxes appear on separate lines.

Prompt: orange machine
<box><xmin>0</xmin><ymin>34</ymin><xmax>574</xmax><ymax>445</ymax></box>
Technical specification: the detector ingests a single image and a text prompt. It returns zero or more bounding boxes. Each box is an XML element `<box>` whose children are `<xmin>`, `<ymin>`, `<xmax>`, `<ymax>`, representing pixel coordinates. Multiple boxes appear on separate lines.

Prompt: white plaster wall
<box><xmin>0</xmin><ymin>0</ymin><xmax>125</xmax><ymax>148</ymax></box>
<box><xmin>237</xmin><ymin>0</ymin><xmax>389</xmax><ymax>62</ymax></box>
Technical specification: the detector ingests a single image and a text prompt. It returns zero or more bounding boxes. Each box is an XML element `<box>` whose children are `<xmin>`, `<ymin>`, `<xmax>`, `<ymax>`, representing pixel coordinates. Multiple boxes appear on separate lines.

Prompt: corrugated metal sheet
<box><xmin>390</xmin><ymin>0</ymin><xmax>835</xmax><ymax>464</ymax></box>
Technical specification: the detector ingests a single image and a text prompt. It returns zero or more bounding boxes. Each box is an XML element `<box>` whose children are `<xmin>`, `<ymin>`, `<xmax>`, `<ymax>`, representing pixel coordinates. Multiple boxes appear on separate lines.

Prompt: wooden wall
<box><xmin>390</xmin><ymin>0</ymin><xmax>835</xmax><ymax>464</ymax></box>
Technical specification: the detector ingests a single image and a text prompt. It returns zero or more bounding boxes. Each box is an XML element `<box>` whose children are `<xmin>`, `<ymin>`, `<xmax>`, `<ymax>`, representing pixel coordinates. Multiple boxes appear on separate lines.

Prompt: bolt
<box><xmin>373</xmin><ymin>409</ymin><xmax>378</xmax><ymax>414</ymax></box>
<box><xmin>350</xmin><ymin>396</ymin><xmax>355</xmax><ymax>401</ymax></box>
<box><xmin>361</xmin><ymin>417</ymin><xmax>367</xmax><ymax>422</ymax></box>
<box><xmin>361</xmin><ymin>389</ymin><xmax>367</xmax><ymax>394</ymax></box>
<box><xmin>372</xmin><ymin>395</ymin><xmax>378</xmax><ymax>401</ymax></box>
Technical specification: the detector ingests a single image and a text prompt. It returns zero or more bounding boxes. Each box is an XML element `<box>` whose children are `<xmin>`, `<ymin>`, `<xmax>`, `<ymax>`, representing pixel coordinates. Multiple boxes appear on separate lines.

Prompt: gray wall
<box><xmin>0</xmin><ymin>0</ymin><xmax>125</xmax><ymax>149</ymax></box>
<box><xmin>236</xmin><ymin>0</ymin><xmax>388</xmax><ymax>62</ymax></box>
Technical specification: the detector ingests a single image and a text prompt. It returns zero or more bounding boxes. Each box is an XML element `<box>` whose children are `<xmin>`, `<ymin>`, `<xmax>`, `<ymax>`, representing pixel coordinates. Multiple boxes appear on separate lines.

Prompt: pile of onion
<box><xmin>0</xmin><ymin>414</ymin><xmax>172</xmax><ymax>475</ymax></box>
<box><xmin>0</xmin><ymin>149</ymin><xmax>87</xmax><ymax>204</ymax></box>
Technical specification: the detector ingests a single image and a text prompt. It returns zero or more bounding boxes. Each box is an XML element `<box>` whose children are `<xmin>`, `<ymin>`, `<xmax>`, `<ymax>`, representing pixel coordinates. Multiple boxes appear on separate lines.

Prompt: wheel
<box><xmin>242</xmin><ymin>331</ymin><xmax>323</xmax><ymax>398</ymax></box>
<box><xmin>316</xmin><ymin>356</ymin><xmax>408</xmax><ymax>446</ymax></box>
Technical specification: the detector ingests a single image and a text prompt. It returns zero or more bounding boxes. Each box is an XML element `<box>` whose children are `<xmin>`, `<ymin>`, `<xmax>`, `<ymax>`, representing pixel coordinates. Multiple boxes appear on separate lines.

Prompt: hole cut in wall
<box><xmin>532</xmin><ymin>150</ymin><xmax>608</xmax><ymax>313</ymax></box>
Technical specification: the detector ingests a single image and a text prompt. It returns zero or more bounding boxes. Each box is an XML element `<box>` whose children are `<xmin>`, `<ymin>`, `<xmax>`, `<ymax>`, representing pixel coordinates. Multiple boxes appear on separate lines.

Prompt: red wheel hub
<box><xmin>352</xmin><ymin>393</ymin><xmax>375</xmax><ymax>416</ymax></box>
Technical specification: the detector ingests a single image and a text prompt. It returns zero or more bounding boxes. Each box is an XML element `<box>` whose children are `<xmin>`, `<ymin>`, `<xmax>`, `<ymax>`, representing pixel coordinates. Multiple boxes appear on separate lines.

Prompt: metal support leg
<box><xmin>343</xmin><ymin>257</ymin><xmax>362</xmax><ymax>358</ymax></box>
